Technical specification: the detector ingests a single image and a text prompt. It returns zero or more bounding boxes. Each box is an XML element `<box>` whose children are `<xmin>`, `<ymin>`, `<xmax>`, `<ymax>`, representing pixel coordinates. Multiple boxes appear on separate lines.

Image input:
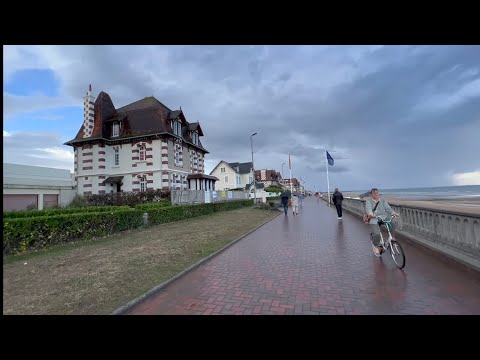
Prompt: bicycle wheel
<box><xmin>389</xmin><ymin>240</ymin><xmax>405</xmax><ymax>269</ymax></box>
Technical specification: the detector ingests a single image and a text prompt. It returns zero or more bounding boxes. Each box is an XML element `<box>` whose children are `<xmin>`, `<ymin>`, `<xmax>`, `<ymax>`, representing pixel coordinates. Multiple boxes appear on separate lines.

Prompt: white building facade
<box><xmin>65</xmin><ymin>86</ymin><xmax>212</xmax><ymax>195</ymax></box>
<box><xmin>209</xmin><ymin>161</ymin><xmax>254</xmax><ymax>191</ymax></box>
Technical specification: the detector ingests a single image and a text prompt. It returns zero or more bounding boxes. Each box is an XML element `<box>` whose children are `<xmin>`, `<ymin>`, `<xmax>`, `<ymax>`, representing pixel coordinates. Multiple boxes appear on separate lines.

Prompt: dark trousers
<box><xmin>335</xmin><ymin>204</ymin><xmax>342</xmax><ymax>217</ymax></box>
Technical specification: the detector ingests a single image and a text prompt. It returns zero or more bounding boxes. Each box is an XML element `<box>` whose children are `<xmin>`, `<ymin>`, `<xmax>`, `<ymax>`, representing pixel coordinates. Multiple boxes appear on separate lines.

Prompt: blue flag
<box><xmin>326</xmin><ymin>150</ymin><xmax>334</xmax><ymax>166</ymax></box>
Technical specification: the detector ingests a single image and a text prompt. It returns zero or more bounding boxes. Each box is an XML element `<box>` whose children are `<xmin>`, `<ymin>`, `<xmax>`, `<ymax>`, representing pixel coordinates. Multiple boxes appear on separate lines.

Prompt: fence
<box><xmin>171</xmin><ymin>190</ymin><xmax>283</xmax><ymax>205</ymax></box>
<box><xmin>339</xmin><ymin>196</ymin><xmax>480</xmax><ymax>271</ymax></box>
<box><xmin>171</xmin><ymin>190</ymin><xmax>249</xmax><ymax>205</ymax></box>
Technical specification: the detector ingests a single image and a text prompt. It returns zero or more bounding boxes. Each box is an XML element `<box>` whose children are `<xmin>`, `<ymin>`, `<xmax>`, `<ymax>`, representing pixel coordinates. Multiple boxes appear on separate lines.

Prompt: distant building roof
<box><xmin>227</xmin><ymin>162</ymin><xmax>253</xmax><ymax>174</ymax></box>
<box><xmin>3</xmin><ymin>163</ymin><xmax>74</xmax><ymax>188</ymax></box>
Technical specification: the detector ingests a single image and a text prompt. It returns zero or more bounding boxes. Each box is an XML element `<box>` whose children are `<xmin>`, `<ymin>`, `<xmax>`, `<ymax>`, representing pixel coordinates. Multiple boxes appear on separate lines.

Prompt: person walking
<box><xmin>280</xmin><ymin>191</ymin><xmax>290</xmax><ymax>216</ymax></box>
<box><xmin>292</xmin><ymin>192</ymin><xmax>299</xmax><ymax>215</ymax></box>
<box><xmin>332</xmin><ymin>187</ymin><xmax>344</xmax><ymax>220</ymax></box>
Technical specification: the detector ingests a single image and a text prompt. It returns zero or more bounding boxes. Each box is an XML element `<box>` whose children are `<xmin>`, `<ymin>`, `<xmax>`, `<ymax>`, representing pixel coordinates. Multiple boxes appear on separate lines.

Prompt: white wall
<box><xmin>74</xmin><ymin>138</ymin><xmax>205</xmax><ymax>194</ymax></box>
<box><xmin>210</xmin><ymin>162</ymin><xmax>254</xmax><ymax>190</ymax></box>
<box><xmin>241</xmin><ymin>172</ymin><xmax>254</xmax><ymax>188</ymax></box>
<box><xmin>210</xmin><ymin>161</ymin><xmax>237</xmax><ymax>190</ymax></box>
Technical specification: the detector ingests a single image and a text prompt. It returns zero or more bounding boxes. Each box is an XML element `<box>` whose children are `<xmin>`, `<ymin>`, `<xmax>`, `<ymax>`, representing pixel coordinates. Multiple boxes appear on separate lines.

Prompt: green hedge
<box><xmin>147</xmin><ymin>200</ymin><xmax>253</xmax><ymax>225</ymax></box>
<box><xmin>3</xmin><ymin>206</ymin><xmax>131</xmax><ymax>219</ymax></box>
<box><xmin>3</xmin><ymin>209</ymin><xmax>143</xmax><ymax>254</ymax></box>
<box><xmin>3</xmin><ymin>199</ymin><xmax>253</xmax><ymax>254</ymax></box>
<box><xmin>84</xmin><ymin>189</ymin><xmax>170</xmax><ymax>207</ymax></box>
<box><xmin>265</xmin><ymin>186</ymin><xmax>283</xmax><ymax>193</ymax></box>
<box><xmin>267</xmin><ymin>196</ymin><xmax>280</xmax><ymax>200</ymax></box>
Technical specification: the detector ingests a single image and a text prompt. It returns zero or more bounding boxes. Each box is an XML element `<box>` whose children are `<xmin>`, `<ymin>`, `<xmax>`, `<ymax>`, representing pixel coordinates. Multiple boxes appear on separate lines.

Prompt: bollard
<box><xmin>143</xmin><ymin>212</ymin><xmax>149</xmax><ymax>226</ymax></box>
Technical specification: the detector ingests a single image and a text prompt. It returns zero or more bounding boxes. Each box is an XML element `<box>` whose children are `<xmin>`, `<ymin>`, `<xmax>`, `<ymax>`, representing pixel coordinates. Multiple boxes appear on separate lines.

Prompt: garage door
<box><xmin>43</xmin><ymin>194</ymin><xmax>59</xmax><ymax>209</ymax></box>
<box><xmin>3</xmin><ymin>194</ymin><xmax>38</xmax><ymax>212</ymax></box>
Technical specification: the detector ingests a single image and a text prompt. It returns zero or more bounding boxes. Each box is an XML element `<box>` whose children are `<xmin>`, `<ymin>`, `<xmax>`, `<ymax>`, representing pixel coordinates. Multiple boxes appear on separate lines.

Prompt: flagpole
<box><xmin>290</xmin><ymin>167</ymin><xmax>293</xmax><ymax>194</ymax></box>
<box><xmin>325</xmin><ymin>148</ymin><xmax>330</xmax><ymax>205</ymax></box>
<box><xmin>289</xmin><ymin>153</ymin><xmax>293</xmax><ymax>194</ymax></box>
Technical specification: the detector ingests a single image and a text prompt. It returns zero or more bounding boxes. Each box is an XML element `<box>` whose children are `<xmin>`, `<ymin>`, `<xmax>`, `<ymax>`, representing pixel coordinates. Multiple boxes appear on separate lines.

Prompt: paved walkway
<box><xmin>126</xmin><ymin>197</ymin><xmax>480</xmax><ymax>315</ymax></box>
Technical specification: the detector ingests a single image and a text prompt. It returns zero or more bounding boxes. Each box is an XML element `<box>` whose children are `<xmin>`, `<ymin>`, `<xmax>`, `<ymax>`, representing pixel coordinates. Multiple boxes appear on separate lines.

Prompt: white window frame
<box><xmin>174</xmin><ymin>144</ymin><xmax>182</xmax><ymax>167</ymax></box>
<box><xmin>236</xmin><ymin>175</ymin><xmax>241</xmax><ymax>185</ymax></box>
<box><xmin>221</xmin><ymin>167</ymin><xmax>225</xmax><ymax>173</ymax></box>
<box><xmin>140</xmin><ymin>176</ymin><xmax>147</xmax><ymax>192</ymax></box>
<box><xmin>171</xmin><ymin>174</ymin><xmax>177</xmax><ymax>189</ymax></box>
<box><xmin>112</xmin><ymin>122</ymin><xmax>120</xmax><ymax>137</ymax></box>
<box><xmin>114</xmin><ymin>147</ymin><xmax>119</xmax><ymax>166</ymax></box>
<box><xmin>139</xmin><ymin>145</ymin><xmax>145</xmax><ymax>161</ymax></box>
<box><xmin>173</xmin><ymin>120</ymin><xmax>181</xmax><ymax>136</ymax></box>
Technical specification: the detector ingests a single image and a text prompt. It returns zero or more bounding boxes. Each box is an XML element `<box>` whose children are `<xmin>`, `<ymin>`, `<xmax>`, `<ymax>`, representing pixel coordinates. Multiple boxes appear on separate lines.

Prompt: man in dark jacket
<box><xmin>332</xmin><ymin>188</ymin><xmax>344</xmax><ymax>220</ymax></box>
<box><xmin>280</xmin><ymin>191</ymin><xmax>290</xmax><ymax>215</ymax></box>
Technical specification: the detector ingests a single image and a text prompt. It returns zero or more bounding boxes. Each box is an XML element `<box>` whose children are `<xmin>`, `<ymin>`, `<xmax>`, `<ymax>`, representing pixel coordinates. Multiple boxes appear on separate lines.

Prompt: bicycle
<box><xmin>370</xmin><ymin>214</ymin><xmax>405</xmax><ymax>269</ymax></box>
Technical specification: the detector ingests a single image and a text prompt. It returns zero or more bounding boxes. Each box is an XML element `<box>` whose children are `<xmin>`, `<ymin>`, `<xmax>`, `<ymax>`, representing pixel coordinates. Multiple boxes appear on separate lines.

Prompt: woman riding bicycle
<box><xmin>364</xmin><ymin>188</ymin><xmax>399</xmax><ymax>255</ymax></box>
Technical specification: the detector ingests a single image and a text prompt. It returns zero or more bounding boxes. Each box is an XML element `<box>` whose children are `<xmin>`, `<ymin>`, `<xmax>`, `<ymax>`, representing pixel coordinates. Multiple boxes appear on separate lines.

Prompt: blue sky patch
<box><xmin>4</xmin><ymin>106</ymin><xmax>82</xmax><ymax>139</ymax></box>
<box><xmin>4</xmin><ymin>69</ymin><xmax>60</xmax><ymax>97</ymax></box>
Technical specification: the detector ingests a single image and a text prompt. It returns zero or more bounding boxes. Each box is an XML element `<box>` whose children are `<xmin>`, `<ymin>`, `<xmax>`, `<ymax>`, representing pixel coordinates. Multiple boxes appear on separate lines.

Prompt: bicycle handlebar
<box><xmin>375</xmin><ymin>214</ymin><xmax>399</xmax><ymax>222</ymax></box>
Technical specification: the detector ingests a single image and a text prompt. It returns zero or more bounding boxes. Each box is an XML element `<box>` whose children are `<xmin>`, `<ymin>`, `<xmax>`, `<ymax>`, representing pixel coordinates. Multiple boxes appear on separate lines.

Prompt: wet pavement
<box><xmin>126</xmin><ymin>197</ymin><xmax>480</xmax><ymax>315</ymax></box>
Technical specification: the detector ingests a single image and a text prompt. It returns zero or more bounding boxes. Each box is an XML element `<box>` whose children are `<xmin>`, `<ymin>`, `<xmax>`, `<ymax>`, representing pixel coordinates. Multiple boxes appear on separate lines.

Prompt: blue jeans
<box><xmin>282</xmin><ymin>202</ymin><xmax>288</xmax><ymax>214</ymax></box>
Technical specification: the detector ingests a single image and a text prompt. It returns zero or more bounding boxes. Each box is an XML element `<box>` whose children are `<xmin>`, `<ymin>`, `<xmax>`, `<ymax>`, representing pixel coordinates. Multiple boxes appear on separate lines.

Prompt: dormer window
<box><xmin>192</xmin><ymin>131</ymin><xmax>199</xmax><ymax>145</ymax></box>
<box><xmin>112</xmin><ymin>122</ymin><xmax>120</xmax><ymax>137</ymax></box>
<box><xmin>172</xmin><ymin>119</ymin><xmax>181</xmax><ymax>136</ymax></box>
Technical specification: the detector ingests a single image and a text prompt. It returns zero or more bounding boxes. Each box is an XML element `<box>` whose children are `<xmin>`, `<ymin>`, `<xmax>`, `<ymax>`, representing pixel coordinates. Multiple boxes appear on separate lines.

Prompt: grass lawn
<box><xmin>3</xmin><ymin>207</ymin><xmax>279</xmax><ymax>315</ymax></box>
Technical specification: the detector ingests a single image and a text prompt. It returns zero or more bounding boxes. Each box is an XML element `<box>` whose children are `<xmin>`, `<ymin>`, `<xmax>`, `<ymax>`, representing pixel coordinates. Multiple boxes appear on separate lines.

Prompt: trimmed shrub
<box><xmin>67</xmin><ymin>194</ymin><xmax>89</xmax><ymax>208</ymax></box>
<box><xmin>3</xmin><ymin>199</ymin><xmax>253</xmax><ymax>255</ymax></box>
<box><xmin>146</xmin><ymin>200</ymin><xmax>253</xmax><ymax>225</ymax></box>
<box><xmin>3</xmin><ymin>209</ymin><xmax>144</xmax><ymax>254</ymax></box>
<box><xmin>3</xmin><ymin>206</ymin><xmax>131</xmax><ymax>219</ymax></box>
<box><xmin>84</xmin><ymin>189</ymin><xmax>170</xmax><ymax>207</ymax></box>
<box><xmin>265</xmin><ymin>186</ymin><xmax>283</xmax><ymax>193</ymax></box>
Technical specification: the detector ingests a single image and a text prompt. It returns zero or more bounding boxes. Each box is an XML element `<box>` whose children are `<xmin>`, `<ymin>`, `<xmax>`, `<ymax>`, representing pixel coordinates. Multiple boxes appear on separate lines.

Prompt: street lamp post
<box><xmin>281</xmin><ymin>162</ymin><xmax>285</xmax><ymax>183</ymax></box>
<box><xmin>250</xmin><ymin>132</ymin><xmax>257</xmax><ymax>204</ymax></box>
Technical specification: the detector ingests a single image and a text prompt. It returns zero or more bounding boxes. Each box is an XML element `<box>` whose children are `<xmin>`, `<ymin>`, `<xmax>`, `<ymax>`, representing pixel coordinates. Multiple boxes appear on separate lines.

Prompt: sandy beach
<box><xmin>342</xmin><ymin>193</ymin><xmax>480</xmax><ymax>216</ymax></box>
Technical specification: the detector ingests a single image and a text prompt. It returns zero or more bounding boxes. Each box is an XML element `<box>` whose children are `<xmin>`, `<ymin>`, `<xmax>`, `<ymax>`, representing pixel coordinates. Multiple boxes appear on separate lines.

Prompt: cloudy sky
<box><xmin>3</xmin><ymin>45</ymin><xmax>480</xmax><ymax>191</ymax></box>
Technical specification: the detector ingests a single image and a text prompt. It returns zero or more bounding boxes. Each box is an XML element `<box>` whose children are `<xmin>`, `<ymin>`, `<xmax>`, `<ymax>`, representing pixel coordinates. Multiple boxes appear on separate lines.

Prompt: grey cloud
<box><xmin>3</xmin><ymin>93</ymin><xmax>78</xmax><ymax>117</ymax></box>
<box><xmin>4</xmin><ymin>131</ymin><xmax>73</xmax><ymax>171</ymax></box>
<box><xmin>4</xmin><ymin>45</ymin><xmax>480</xmax><ymax>190</ymax></box>
<box><xmin>307</xmin><ymin>164</ymin><xmax>350</xmax><ymax>173</ymax></box>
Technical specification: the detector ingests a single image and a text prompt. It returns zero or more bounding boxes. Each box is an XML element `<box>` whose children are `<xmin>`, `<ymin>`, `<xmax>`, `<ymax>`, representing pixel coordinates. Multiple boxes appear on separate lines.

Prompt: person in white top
<box><xmin>291</xmin><ymin>193</ymin><xmax>299</xmax><ymax>216</ymax></box>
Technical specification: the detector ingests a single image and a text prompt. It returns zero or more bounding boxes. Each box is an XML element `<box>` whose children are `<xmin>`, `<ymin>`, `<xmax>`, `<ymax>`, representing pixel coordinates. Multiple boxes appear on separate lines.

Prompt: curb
<box><xmin>111</xmin><ymin>208</ymin><xmax>282</xmax><ymax>315</ymax></box>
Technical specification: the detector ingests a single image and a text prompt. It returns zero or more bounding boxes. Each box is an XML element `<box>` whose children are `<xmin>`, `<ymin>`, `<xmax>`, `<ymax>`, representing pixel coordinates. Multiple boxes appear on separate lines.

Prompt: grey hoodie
<box><xmin>364</xmin><ymin>197</ymin><xmax>394</xmax><ymax>225</ymax></box>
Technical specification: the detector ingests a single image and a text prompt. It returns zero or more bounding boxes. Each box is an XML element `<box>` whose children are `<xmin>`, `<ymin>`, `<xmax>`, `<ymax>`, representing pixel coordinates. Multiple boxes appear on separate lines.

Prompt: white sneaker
<box><xmin>338</xmin><ymin>217</ymin><xmax>342</xmax><ymax>220</ymax></box>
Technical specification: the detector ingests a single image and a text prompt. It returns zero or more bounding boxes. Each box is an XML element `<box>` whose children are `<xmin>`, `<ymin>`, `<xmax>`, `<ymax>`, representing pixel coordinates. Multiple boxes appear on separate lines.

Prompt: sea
<box><xmin>347</xmin><ymin>185</ymin><xmax>480</xmax><ymax>202</ymax></box>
